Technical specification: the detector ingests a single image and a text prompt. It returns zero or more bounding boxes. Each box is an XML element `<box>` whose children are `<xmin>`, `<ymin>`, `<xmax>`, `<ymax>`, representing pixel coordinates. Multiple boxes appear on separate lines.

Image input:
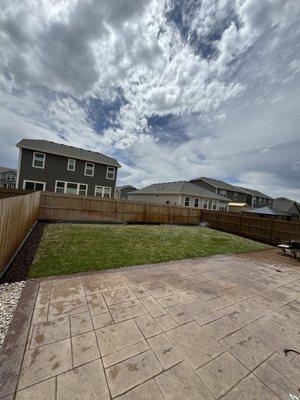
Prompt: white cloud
<box><xmin>0</xmin><ymin>0</ymin><xmax>299</xmax><ymax>200</ymax></box>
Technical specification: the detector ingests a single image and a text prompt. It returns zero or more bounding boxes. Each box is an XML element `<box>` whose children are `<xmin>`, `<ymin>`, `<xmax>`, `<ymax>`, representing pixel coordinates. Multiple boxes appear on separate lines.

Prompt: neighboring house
<box><xmin>16</xmin><ymin>139</ymin><xmax>121</xmax><ymax>197</ymax></box>
<box><xmin>242</xmin><ymin>206</ymin><xmax>291</xmax><ymax>220</ymax></box>
<box><xmin>0</xmin><ymin>167</ymin><xmax>17</xmax><ymax>188</ymax></box>
<box><xmin>116</xmin><ymin>185</ymin><xmax>137</xmax><ymax>200</ymax></box>
<box><xmin>236</xmin><ymin>186</ymin><xmax>273</xmax><ymax>208</ymax></box>
<box><xmin>128</xmin><ymin>181</ymin><xmax>230</xmax><ymax>210</ymax></box>
<box><xmin>190</xmin><ymin>177</ymin><xmax>249</xmax><ymax>203</ymax></box>
<box><xmin>273</xmin><ymin>197</ymin><xmax>300</xmax><ymax>217</ymax></box>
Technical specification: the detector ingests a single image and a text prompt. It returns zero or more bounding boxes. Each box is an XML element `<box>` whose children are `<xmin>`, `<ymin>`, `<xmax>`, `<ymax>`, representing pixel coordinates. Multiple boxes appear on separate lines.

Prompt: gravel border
<box><xmin>0</xmin><ymin>281</ymin><xmax>26</xmax><ymax>350</ymax></box>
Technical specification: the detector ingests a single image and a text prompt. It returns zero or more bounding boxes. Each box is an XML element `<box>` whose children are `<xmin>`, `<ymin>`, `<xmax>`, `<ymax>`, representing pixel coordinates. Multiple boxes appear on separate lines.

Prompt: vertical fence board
<box><xmin>0</xmin><ymin>191</ymin><xmax>41</xmax><ymax>276</ymax></box>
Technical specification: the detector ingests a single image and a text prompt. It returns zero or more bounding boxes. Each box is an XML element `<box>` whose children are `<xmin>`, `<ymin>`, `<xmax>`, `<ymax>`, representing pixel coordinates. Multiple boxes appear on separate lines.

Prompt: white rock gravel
<box><xmin>0</xmin><ymin>281</ymin><xmax>26</xmax><ymax>349</ymax></box>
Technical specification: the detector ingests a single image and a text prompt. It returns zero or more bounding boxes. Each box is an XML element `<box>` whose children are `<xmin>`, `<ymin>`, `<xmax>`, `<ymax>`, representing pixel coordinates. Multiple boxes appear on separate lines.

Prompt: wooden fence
<box><xmin>200</xmin><ymin>210</ymin><xmax>300</xmax><ymax>244</ymax></box>
<box><xmin>1</xmin><ymin>190</ymin><xmax>300</xmax><ymax>277</ymax></box>
<box><xmin>0</xmin><ymin>191</ymin><xmax>41</xmax><ymax>276</ymax></box>
<box><xmin>39</xmin><ymin>192</ymin><xmax>202</xmax><ymax>225</ymax></box>
<box><xmin>0</xmin><ymin>187</ymin><xmax>34</xmax><ymax>199</ymax></box>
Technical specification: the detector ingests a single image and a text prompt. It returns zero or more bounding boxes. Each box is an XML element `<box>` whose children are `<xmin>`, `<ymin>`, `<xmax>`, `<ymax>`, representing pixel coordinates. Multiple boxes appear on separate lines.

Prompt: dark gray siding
<box><xmin>191</xmin><ymin>180</ymin><xmax>216</xmax><ymax>193</ymax></box>
<box><xmin>192</xmin><ymin>180</ymin><xmax>247</xmax><ymax>203</ymax></box>
<box><xmin>18</xmin><ymin>148</ymin><xmax>117</xmax><ymax>196</ymax></box>
<box><xmin>216</xmin><ymin>188</ymin><xmax>247</xmax><ymax>203</ymax></box>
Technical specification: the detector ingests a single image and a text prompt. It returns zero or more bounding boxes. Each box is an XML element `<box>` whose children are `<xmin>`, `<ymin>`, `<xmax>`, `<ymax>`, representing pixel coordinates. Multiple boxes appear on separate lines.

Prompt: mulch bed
<box><xmin>0</xmin><ymin>222</ymin><xmax>47</xmax><ymax>284</ymax></box>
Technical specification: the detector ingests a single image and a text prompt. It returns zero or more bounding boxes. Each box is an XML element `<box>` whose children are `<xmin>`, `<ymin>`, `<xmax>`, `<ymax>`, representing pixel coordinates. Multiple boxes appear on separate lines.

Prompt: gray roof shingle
<box><xmin>243</xmin><ymin>206</ymin><xmax>290</xmax><ymax>216</ymax></box>
<box><xmin>190</xmin><ymin>177</ymin><xmax>249</xmax><ymax>194</ymax></box>
<box><xmin>237</xmin><ymin>186</ymin><xmax>272</xmax><ymax>199</ymax></box>
<box><xmin>129</xmin><ymin>181</ymin><xmax>230</xmax><ymax>201</ymax></box>
<box><xmin>17</xmin><ymin>139</ymin><xmax>121</xmax><ymax>168</ymax></box>
<box><xmin>273</xmin><ymin>197</ymin><xmax>300</xmax><ymax>214</ymax></box>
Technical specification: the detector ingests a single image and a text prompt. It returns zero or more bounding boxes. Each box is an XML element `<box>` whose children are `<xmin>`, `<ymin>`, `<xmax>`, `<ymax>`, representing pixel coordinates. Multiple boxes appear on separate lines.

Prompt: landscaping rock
<box><xmin>0</xmin><ymin>281</ymin><xmax>25</xmax><ymax>349</ymax></box>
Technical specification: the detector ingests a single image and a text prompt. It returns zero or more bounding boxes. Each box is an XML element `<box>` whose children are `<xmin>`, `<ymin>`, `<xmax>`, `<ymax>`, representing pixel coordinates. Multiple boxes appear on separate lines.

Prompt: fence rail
<box><xmin>0</xmin><ymin>187</ymin><xmax>34</xmax><ymax>199</ymax></box>
<box><xmin>0</xmin><ymin>191</ymin><xmax>41</xmax><ymax>276</ymax></box>
<box><xmin>39</xmin><ymin>192</ymin><xmax>201</xmax><ymax>225</ymax></box>
<box><xmin>200</xmin><ymin>210</ymin><xmax>300</xmax><ymax>244</ymax></box>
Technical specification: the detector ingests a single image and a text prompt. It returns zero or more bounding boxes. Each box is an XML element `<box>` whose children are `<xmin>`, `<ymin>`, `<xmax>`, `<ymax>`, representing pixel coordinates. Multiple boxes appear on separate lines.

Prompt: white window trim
<box><xmin>67</xmin><ymin>158</ymin><xmax>76</xmax><ymax>171</ymax></box>
<box><xmin>55</xmin><ymin>180</ymin><xmax>88</xmax><ymax>196</ymax></box>
<box><xmin>23</xmin><ymin>180</ymin><xmax>46</xmax><ymax>190</ymax></box>
<box><xmin>32</xmin><ymin>152</ymin><xmax>46</xmax><ymax>169</ymax></box>
<box><xmin>84</xmin><ymin>162</ymin><xmax>95</xmax><ymax>177</ymax></box>
<box><xmin>106</xmin><ymin>166</ymin><xmax>115</xmax><ymax>180</ymax></box>
<box><xmin>94</xmin><ymin>185</ymin><xmax>112</xmax><ymax>198</ymax></box>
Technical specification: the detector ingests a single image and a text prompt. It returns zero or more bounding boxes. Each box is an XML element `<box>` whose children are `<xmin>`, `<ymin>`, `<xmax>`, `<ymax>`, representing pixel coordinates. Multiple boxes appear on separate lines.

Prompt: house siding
<box><xmin>0</xmin><ymin>169</ymin><xmax>16</xmax><ymax>188</ymax></box>
<box><xmin>18</xmin><ymin>148</ymin><xmax>117</xmax><ymax>197</ymax></box>
<box><xmin>192</xmin><ymin>179</ymin><xmax>247</xmax><ymax>203</ymax></box>
<box><xmin>191</xmin><ymin>179</ymin><xmax>216</xmax><ymax>192</ymax></box>
<box><xmin>128</xmin><ymin>193</ymin><xmax>228</xmax><ymax>210</ymax></box>
<box><xmin>128</xmin><ymin>193</ymin><xmax>181</xmax><ymax>205</ymax></box>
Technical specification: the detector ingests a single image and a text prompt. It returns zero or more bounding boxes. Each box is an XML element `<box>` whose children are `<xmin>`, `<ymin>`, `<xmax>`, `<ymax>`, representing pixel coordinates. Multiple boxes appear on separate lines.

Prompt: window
<box><xmin>32</xmin><ymin>152</ymin><xmax>45</xmax><ymax>168</ymax></box>
<box><xmin>84</xmin><ymin>162</ymin><xmax>94</xmax><ymax>176</ymax></box>
<box><xmin>253</xmin><ymin>196</ymin><xmax>257</xmax><ymax>204</ymax></box>
<box><xmin>106</xmin><ymin>166</ymin><xmax>115</xmax><ymax>180</ymax></box>
<box><xmin>258</xmin><ymin>198</ymin><xmax>262</xmax><ymax>204</ymax></box>
<box><xmin>55</xmin><ymin>181</ymin><xmax>88</xmax><ymax>196</ymax></box>
<box><xmin>203</xmin><ymin>199</ymin><xmax>208</xmax><ymax>209</ymax></box>
<box><xmin>220</xmin><ymin>190</ymin><xmax>227</xmax><ymax>197</ymax></box>
<box><xmin>208</xmin><ymin>199</ymin><xmax>213</xmax><ymax>210</ymax></box>
<box><xmin>212</xmin><ymin>200</ymin><xmax>217</xmax><ymax>210</ymax></box>
<box><xmin>263</xmin><ymin>198</ymin><xmax>266</xmax><ymax>204</ymax></box>
<box><xmin>94</xmin><ymin>185</ymin><xmax>112</xmax><ymax>198</ymax></box>
<box><xmin>185</xmin><ymin>197</ymin><xmax>190</xmax><ymax>207</ymax></box>
<box><xmin>23</xmin><ymin>180</ymin><xmax>46</xmax><ymax>191</ymax></box>
<box><xmin>233</xmin><ymin>192</ymin><xmax>238</xmax><ymax>200</ymax></box>
<box><xmin>6</xmin><ymin>174</ymin><xmax>15</xmax><ymax>181</ymax></box>
<box><xmin>194</xmin><ymin>198</ymin><xmax>199</xmax><ymax>208</ymax></box>
<box><xmin>219</xmin><ymin>202</ymin><xmax>227</xmax><ymax>211</ymax></box>
<box><xmin>67</xmin><ymin>158</ymin><xmax>76</xmax><ymax>171</ymax></box>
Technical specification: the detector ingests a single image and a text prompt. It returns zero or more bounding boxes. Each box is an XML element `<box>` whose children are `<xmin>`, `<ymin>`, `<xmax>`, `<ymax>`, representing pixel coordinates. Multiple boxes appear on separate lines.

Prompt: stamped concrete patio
<box><xmin>1</xmin><ymin>249</ymin><xmax>300</xmax><ymax>400</ymax></box>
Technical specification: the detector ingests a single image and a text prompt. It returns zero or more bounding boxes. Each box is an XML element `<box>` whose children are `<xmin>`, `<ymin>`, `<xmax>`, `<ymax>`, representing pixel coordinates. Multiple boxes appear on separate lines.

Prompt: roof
<box><xmin>190</xmin><ymin>177</ymin><xmax>249</xmax><ymax>194</ymax></box>
<box><xmin>0</xmin><ymin>167</ymin><xmax>17</xmax><ymax>173</ymax></box>
<box><xmin>237</xmin><ymin>186</ymin><xmax>272</xmax><ymax>199</ymax></box>
<box><xmin>128</xmin><ymin>181</ymin><xmax>230</xmax><ymax>201</ymax></box>
<box><xmin>17</xmin><ymin>139</ymin><xmax>121</xmax><ymax>168</ymax></box>
<box><xmin>117</xmin><ymin>185</ymin><xmax>137</xmax><ymax>190</ymax></box>
<box><xmin>243</xmin><ymin>206</ymin><xmax>290</xmax><ymax>216</ymax></box>
<box><xmin>273</xmin><ymin>197</ymin><xmax>300</xmax><ymax>214</ymax></box>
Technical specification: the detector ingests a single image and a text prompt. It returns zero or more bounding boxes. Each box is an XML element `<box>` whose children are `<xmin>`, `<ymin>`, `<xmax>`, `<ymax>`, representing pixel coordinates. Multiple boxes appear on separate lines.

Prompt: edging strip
<box><xmin>0</xmin><ymin>280</ymin><xmax>39</xmax><ymax>398</ymax></box>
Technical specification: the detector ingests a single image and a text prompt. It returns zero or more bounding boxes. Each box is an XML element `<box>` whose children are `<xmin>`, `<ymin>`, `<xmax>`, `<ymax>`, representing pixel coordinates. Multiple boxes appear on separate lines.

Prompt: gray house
<box><xmin>237</xmin><ymin>187</ymin><xmax>273</xmax><ymax>208</ymax></box>
<box><xmin>273</xmin><ymin>197</ymin><xmax>300</xmax><ymax>217</ymax></box>
<box><xmin>128</xmin><ymin>181</ymin><xmax>230</xmax><ymax>210</ymax></box>
<box><xmin>16</xmin><ymin>139</ymin><xmax>121</xmax><ymax>197</ymax></box>
<box><xmin>116</xmin><ymin>185</ymin><xmax>137</xmax><ymax>200</ymax></box>
<box><xmin>190</xmin><ymin>177</ymin><xmax>249</xmax><ymax>203</ymax></box>
<box><xmin>190</xmin><ymin>177</ymin><xmax>273</xmax><ymax>208</ymax></box>
<box><xmin>0</xmin><ymin>167</ymin><xmax>16</xmax><ymax>188</ymax></box>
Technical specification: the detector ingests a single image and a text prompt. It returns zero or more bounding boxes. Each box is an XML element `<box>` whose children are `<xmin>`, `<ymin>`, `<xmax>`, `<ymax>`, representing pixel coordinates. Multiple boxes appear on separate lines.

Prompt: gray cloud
<box><xmin>0</xmin><ymin>0</ymin><xmax>300</xmax><ymax>201</ymax></box>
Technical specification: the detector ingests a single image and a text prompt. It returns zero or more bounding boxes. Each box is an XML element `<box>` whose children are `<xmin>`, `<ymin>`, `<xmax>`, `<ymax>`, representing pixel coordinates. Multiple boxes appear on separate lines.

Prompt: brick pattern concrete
<box><xmin>8</xmin><ymin>250</ymin><xmax>300</xmax><ymax>399</ymax></box>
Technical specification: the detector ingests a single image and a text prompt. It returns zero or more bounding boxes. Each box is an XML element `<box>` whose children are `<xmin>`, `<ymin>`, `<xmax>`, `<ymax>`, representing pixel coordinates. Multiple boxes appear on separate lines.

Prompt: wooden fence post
<box><xmin>238</xmin><ymin>214</ymin><xmax>242</xmax><ymax>235</ymax></box>
<box><xmin>269</xmin><ymin>218</ymin><xmax>274</xmax><ymax>244</ymax></box>
<box><xmin>144</xmin><ymin>203</ymin><xmax>148</xmax><ymax>223</ymax></box>
<box><xmin>81</xmin><ymin>197</ymin><xmax>85</xmax><ymax>223</ymax></box>
<box><xmin>188</xmin><ymin>207</ymin><xmax>191</xmax><ymax>225</ymax></box>
<box><xmin>115</xmin><ymin>200</ymin><xmax>118</xmax><ymax>222</ymax></box>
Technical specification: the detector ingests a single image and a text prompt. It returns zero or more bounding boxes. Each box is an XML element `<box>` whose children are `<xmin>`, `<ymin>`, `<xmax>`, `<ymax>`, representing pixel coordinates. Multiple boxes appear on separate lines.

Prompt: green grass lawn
<box><xmin>29</xmin><ymin>223</ymin><xmax>270</xmax><ymax>278</ymax></box>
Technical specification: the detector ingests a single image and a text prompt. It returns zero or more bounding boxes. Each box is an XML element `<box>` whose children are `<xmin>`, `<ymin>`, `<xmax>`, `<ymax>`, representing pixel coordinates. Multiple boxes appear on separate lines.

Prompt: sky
<box><xmin>0</xmin><ymin>0</ymin><xmax>300</xmax><ymax>201</ymax></box>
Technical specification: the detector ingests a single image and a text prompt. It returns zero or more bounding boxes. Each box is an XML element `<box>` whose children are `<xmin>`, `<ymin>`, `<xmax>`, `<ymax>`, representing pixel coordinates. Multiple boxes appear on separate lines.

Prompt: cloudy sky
<box><xmin>1</xmin><ymin>0</ymin><xmax>300</xmax><ymax>200</ymax></box>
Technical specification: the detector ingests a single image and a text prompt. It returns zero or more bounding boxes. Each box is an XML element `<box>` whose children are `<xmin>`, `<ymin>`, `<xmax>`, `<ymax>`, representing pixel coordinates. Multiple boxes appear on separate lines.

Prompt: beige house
<box><xmin>128</xmin><ymin>181</ymin><xmax>230</xmax><ymax>210</ymax></box>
